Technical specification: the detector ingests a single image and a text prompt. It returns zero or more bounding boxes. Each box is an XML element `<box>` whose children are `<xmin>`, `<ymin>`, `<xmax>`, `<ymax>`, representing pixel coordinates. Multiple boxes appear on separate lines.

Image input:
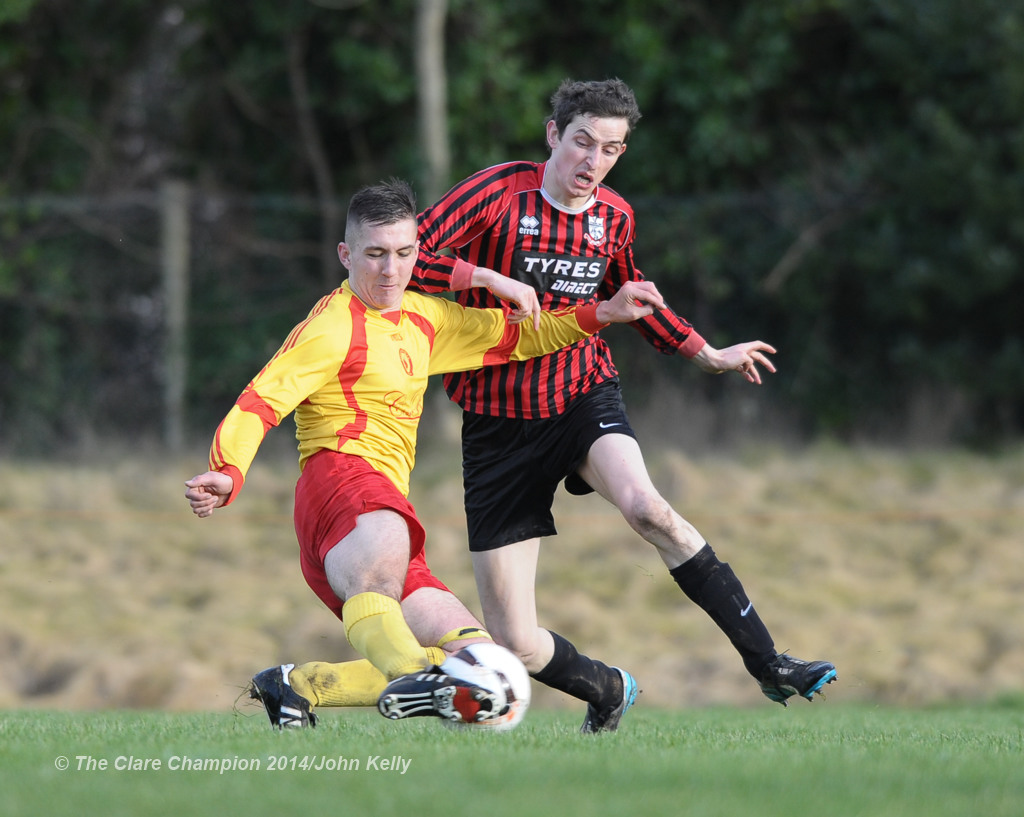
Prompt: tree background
<box><xmin>2</xmin><ymin>0</ymin><xmax>1022</xmax><ymax>453</ymax></box>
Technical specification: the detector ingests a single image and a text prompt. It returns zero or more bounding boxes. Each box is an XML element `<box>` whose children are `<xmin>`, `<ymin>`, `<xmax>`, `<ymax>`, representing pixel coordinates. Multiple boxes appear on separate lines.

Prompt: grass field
<box><xmin>3</xmin><ymin>703</ymin><xmax>1022</xmax><ymax>817</ymax></box>
<box><xmin>2</xmin><ymin>438</ymin><xmax>1022</xmax><ymax>712</ymax></box>
<box><xmin>2</xmin><ymin>436</ymin><xmax>1023</xmax><ymax>815</ymax></box>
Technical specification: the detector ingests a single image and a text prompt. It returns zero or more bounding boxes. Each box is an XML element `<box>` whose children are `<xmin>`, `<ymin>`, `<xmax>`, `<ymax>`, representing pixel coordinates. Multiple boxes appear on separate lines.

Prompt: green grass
<box><xmin>3</xmin><ymin>703</ymin><xmax>1022</xmax><ymax>817</ymax></box>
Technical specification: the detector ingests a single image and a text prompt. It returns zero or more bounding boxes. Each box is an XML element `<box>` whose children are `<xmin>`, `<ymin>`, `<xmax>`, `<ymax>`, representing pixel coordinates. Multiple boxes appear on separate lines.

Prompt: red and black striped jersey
<box><xmin>412</xmin><ymin>160</ymin><xmax>705</xmax><ymax>419</ymax></box>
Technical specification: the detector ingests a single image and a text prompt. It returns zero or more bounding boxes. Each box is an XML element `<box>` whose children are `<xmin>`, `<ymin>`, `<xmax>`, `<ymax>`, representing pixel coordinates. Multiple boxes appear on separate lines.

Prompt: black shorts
<box><xmin>461</xmin><ymin>379</ymin><xmax>637</xmax><ymax>552</ymax></box>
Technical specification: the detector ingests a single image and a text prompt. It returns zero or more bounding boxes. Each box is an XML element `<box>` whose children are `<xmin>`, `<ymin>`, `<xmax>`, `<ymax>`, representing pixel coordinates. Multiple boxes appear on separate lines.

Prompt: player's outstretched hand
<box><xmin>184</xmin><ymin>470</ymin><xmax>234</xmax><ymax>518</ymax></box>
<box><xmin>596</xmin><ymin>280</ymin><xmax>666</xmax><ymax>324</ymax></box>
<box><xmin>691</xmin><ymin>340</ymin><xmax>777</xmax><ymax>385</ymax></box>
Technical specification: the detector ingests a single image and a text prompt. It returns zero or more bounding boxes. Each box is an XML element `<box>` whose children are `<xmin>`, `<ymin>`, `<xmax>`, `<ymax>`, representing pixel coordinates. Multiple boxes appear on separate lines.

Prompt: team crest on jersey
<box><xmin>519</xmin><ymin>214</ymin><xmax>541</xmax><ymax>236</ymax></box>
<box><xmin>399</xmin><ymin>348</ymin><xmax>414</xmax><ymax>376</ymax></box>
<box><xmin>585</xmin><ymin>215</ymin><xmax>605</xmax><ymax>246</ymax></box>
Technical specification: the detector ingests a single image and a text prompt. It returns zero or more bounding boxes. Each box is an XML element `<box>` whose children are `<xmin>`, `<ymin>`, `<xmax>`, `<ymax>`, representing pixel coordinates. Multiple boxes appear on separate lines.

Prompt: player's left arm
<box><xmin>689</xmin><ymin>340</ymin><xmax>777</xmax><ymax>385</ymax></box>
<box><xmin>424</xmin><ymin>282</ymin><xmax>665</xmax><ymax>374</ymax></box>
<box><xmin>598</xmin><ymin>241</ymin><xmax>706</xmax><ymax>357</ymax></box>
<box><xmin>601</xmin><ymin>241</ymin><xmax>776</xmax><ymax>384</ymax></box>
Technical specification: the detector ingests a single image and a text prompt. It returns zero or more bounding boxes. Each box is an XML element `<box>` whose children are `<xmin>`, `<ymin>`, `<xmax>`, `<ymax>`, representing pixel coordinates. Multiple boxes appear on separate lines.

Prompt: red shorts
<box><xmin>293</xmin><ymin>449</ymin><xmax>450</xmax><ymax>621</ymax></box>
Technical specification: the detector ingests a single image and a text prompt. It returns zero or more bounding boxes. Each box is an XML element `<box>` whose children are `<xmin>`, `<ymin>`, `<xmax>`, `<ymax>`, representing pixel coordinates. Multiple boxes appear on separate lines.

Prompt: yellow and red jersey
<box><xmin>208</xmin><ymin>281</ymin><xmax>606</xmax><ymax>503</ymax></box>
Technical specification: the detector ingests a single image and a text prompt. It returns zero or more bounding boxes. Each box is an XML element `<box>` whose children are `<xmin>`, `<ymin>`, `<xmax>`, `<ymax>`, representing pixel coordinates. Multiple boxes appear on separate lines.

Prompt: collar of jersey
<box><xmin>341</xmin><ymin>279</ymin><xmax>404</xmax><ymax>323</ymax></box>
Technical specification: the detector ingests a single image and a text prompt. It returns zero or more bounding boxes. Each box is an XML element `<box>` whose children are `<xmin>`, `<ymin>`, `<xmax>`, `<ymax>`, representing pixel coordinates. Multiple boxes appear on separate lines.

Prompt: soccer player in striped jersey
<box><xmin>410</xmin><ymin>79</ymin><xmax>837</xmax><ymax>729</ymax></box>
<box><xmin>183</xmin><ymin>178</ymin><xmax>664</xmax><ymax>728</ymax></box>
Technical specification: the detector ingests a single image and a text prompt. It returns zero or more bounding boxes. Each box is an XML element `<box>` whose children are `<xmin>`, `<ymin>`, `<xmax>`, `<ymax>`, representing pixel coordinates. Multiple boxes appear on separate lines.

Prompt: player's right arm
<box><xmin>186</xmin><ymin>294</ymin><xmax>346</xmax><ymax>513</ymax></box>
<box><xmin>472</xmin><ymin>268</ymin><xmax>541</xmax><ymax>331</ymax></box>
<box><xmin>413</xmin><ymin>164</ymin><xmax>543</xmax><ymax>328</ymax></box>
<box><xmin>184</xmin><ymin>470</ymin><xmax>234</xmax><ymax>518</ymax></box>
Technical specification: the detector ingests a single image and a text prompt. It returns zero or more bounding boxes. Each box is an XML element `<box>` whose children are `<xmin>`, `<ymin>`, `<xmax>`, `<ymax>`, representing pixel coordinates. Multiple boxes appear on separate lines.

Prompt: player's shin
<box><xmin>342</xmin><ymin>592</ymin><xmax>432</xmax><ymax>680</ymax></box>
<box><xmin>670</xmin><ymin>543</ymin><xmax>777</xmax><ymax>678</ymax></box>
<box><xmin>290</xmin><ymin>646</ymin><xmax>448</xmax><ymax>708</ymax></box>
<box><xmin>530</xmin><ymin>630</ymin><xmax>622</xmax><ymax>709</ymax></box>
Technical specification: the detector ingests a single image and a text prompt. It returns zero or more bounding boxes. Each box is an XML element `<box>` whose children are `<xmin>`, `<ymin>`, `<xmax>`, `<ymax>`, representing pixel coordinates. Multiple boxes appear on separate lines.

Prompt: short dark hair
<box><xmin>346</xmin><ymin>178</ymin><xmax>417</xmax><ymax>238</ymax></box>
<box><xmin>548</xmin><ymin>78</ymin><xmax>642</xmax><ymax>139</ymax></box>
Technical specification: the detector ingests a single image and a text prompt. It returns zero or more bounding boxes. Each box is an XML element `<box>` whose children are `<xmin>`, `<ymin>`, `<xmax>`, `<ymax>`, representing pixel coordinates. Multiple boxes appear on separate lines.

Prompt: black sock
<box><xmin>670</xmin><ymin>543</ymin><xmax>776</xmax><ymax>678</ymax></box>
<box><xmin>531</xmin><ymin>631</ymin><xmax>621</xmax><ymax>709</ymax></box>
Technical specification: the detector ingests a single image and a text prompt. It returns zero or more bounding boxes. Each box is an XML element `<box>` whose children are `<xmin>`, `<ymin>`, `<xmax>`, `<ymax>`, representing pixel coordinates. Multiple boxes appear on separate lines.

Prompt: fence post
<box><xmin>160</xmin><ymin>179</ymin><xmax>190</xmax><ymax>453</ymax></box>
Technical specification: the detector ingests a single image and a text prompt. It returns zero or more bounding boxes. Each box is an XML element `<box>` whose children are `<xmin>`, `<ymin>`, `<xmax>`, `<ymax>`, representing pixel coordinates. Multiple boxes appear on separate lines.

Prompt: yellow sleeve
<box><xmin>208</xmin><ymin>294</ymin><xmax>349</xmax><ymax>489</ymax></box>
<box><xmin>421</xmin><ymin>297</ymin><xmax>606</xmax><ymax>375</ymax></box>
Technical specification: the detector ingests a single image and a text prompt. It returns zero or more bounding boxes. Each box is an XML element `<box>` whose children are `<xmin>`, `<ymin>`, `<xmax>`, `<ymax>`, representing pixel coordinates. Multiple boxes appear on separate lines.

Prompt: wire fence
<box><xmin>3</xmin><ymin>182</ymin><xmax>971</xmax><ymax>454</ymax></box>
<box><xmin>0</xmin><ymin>185</ymin><xmax>336</xmax><ymax>452</ymax></box>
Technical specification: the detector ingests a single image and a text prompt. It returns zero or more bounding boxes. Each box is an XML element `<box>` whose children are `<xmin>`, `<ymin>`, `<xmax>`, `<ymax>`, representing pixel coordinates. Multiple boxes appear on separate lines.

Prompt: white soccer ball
<box><xmin>440</xmin><ymin>642</ymin><xmax>531</xmax><ymax>731</ymax></box>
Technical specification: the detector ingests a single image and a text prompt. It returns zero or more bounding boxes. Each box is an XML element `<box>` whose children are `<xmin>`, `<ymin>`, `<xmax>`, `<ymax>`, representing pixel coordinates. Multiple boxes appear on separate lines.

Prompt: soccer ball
<box><xmin>440</xmin><ymin>642</ymin><xmax>531</xmax><ymax>731</ymax></box>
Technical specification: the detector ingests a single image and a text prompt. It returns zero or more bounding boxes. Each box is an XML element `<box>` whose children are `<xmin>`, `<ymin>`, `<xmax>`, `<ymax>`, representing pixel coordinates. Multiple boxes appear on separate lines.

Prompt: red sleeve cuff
<box><xmin>450</xmin><ymin>260</ymin><xmax>476</xmax><ymax>291</ymax></box>
<box><xmin>218</xmin><ymin>464</ymin><xmax>245</xmax><ymax>507</ymax></box>
<box><xmin>574</xmin><ymin>302</ymin><xmax>608</xmax><ymax>334</ymax></box>
<box><xmin>678</xmin><ymin>331</ymin><xmax>707</xmax><ymax>358</ymax></box>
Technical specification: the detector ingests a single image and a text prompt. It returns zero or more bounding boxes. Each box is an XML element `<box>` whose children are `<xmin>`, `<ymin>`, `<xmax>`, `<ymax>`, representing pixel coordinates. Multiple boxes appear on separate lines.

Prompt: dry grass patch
<box><xmin>1</xmin><ymin>441</ymin><xmax>1022</xmax><ymax>712</ymax></box>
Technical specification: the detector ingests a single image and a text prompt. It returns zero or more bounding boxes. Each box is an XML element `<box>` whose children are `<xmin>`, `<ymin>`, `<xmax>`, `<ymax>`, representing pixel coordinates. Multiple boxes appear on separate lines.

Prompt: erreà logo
<box><xmin>519</xmin><ymin>214</ymin><xmax>540</xmax><ymax>236</ymax></box>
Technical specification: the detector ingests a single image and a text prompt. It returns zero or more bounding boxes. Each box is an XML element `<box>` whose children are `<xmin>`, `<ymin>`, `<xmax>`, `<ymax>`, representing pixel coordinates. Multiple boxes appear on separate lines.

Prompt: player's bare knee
<box><xmin>624</xmin><ymin>492</ymin><xmax>675</xmax><ymax>541</ymax></box>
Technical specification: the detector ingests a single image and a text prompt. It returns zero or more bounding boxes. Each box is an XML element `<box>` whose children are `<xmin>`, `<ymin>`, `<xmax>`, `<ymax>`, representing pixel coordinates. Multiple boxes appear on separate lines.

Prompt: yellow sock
<box><xmin>289</xmin><ymin>660</ymin><xmax>384</xmax><ymax>707</ymax></box>
<box><xmin>342</xmin><ymin>592</ymin><xmax>430</xmax><ymax>680</ymax></box>
<box><xmin>290</xmin><ymin>647</ymin><xmax>447</xmax><ymax>708</ymax></box>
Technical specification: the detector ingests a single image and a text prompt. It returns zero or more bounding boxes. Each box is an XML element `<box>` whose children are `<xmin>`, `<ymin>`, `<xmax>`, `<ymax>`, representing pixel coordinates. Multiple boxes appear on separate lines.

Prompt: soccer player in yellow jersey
<box><xmin>184</xmin><ymin>179</ymin><xmax>664</xmax><ymax>727</ymax></box>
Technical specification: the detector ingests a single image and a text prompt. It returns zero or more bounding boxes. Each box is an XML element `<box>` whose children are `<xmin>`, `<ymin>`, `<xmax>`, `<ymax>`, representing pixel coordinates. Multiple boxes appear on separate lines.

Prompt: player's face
<box><xmin>544</xmin><ymin>114</ymin><xmax>628</xmax><ymax>209</ymax></box>
<box><xmin>337</xmin><ymin>218</ymin><xmax>419</xmax><ymax>312</ymax></box>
